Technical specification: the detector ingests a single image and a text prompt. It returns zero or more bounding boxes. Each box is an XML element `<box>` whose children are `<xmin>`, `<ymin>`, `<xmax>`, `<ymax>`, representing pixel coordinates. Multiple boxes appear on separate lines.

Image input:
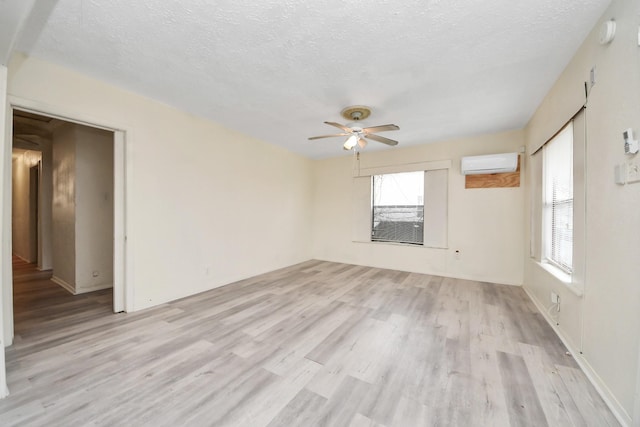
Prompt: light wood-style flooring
<box><xmin>2</xmin><ymin>259</ymin><xmax>619</xmax><ymax>426</ymax></box>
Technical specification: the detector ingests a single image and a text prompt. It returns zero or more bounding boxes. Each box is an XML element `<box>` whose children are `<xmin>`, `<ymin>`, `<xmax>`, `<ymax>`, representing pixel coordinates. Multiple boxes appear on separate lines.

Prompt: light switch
<box><xmin>627</xmin><ymin>158</ymin><xmax>640</xmax><ymax>184</ymax></box>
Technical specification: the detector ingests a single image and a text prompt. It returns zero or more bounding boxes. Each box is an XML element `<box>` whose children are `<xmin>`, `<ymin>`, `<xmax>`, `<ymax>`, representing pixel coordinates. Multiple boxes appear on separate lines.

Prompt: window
<box><xmin>543</xmin><ymin>123</ymin><xmax>573</xmax><ymax>273</ymax></box>
<box><xmin>351</xmin><ymin>161</ymin><xmax>448</xmax><ymax>248</ymax></box>
<box><xmin>371</xmin><ymin>171</ymin><xmax>424</xmax><ymax>245</ymax></box>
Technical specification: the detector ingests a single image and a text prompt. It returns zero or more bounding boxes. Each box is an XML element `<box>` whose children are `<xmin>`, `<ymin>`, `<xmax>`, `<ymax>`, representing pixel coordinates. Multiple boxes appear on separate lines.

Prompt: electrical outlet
<box><xmin>590</xmin><ymin>66</ymin><xmax>597</xmax><ymax>87</ymax></box>
<box><xmin>551</xmin><ymin>292</ymin><xmax>560</xmax><ymax>304</ymax></box>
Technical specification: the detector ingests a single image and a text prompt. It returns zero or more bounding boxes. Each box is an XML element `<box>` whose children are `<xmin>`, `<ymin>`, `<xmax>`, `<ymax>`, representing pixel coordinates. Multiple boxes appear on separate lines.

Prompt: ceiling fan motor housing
<box><xmin>341</xmin><ymin>105</ymin><xmax>371</xmax><ymax>122</ymax></box>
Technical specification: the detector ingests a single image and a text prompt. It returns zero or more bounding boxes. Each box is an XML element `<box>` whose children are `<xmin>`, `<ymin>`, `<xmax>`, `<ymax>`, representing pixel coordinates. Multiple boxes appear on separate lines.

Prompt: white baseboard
<box><xmin>51</xmin><ymin>276</ymin><xmax>76</xmax><ymax>295</ymax></box>
<box><xmin>314</xmin><ymin>256</ymin><xmax>522</xmax><ymax>286</ymax></box>
<box><xmin>0</xmin><ymin>384</ymin><xmax>8</xmax><ymax>399</ymax></box>
<box><xmin>50</xmin><ymin>277</ymin><xmax>113</xmax><ymax>295</ymax></box>
<box><xmin>12</xmin><ymin>253</ymin><xmax>32</xmax><ymax>264</ymax></box>
<box><xmin>523</xmin><ymin>286</ymin><xmax>632</xmax><ymax>427</ymax></box>
<box><xmin>76</xmin><ymin>283</ymin><xmax>113</xmax><ymax>294</ymax></box>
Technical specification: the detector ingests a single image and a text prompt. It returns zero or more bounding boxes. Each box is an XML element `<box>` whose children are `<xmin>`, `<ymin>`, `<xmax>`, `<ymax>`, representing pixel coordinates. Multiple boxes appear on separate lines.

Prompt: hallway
<box><xmin>9</xmin><ymin>256</ymin><xmax>113</xmax><ymax>353</ymax></box>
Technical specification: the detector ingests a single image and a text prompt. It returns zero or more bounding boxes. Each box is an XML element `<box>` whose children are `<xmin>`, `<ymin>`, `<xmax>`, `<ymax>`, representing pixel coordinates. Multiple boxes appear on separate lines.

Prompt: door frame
<box><xmin>2</xmin><ymin>96</ymin><xmax>131</xmax><ymax>348</ymax></box>
<box><xmin>28</xmin><ymin>161</ymin><xmax>39</xmax><ymax>264</ymax></box>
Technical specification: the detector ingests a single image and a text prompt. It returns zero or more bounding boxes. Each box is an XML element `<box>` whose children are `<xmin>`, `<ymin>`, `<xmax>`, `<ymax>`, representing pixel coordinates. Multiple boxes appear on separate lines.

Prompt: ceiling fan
<box><xmin>308</xmin><ymin>106</ymin><xmax>400</xmax><ymax>150</ymax></box>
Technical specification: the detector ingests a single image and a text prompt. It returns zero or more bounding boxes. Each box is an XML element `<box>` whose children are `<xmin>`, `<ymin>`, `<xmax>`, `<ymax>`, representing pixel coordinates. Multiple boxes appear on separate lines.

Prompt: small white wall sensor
<box><xmin>599</xmin><ymin>20</ymin><xmax>616</xmax><ymax>45</ymax></box>
<box><xmin>623</xmin><ymin>128</ymin><xmax>638</xmax><ymax>154</ymax></box>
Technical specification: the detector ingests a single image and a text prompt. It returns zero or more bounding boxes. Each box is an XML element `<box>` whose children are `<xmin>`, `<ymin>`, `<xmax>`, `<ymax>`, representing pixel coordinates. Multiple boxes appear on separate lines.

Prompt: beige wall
<box><xmin>75</xmin><ymin>125</ymin><xmax>114</xmax><ymax>293</ymax></box>
<box><xmin>51</xmin><ymin>123</ymin><xmax>115</xmax><ymax>294</ymax></box>
<box><xmin>51</xmin><ymin>123</ymin><xmax>77</xmax><ymax>288</ymax></box>
<box><xmin>10</xmin><ymin>154</ymin><xmax>26</xmax><ymax>259</ymax></box>
<box><xmin>7</xmin><ymin>53</ymin><xmax>313</xmax><ymax>310</ymax></box>
<box><xmin>312</xmin><ymin>129</ymin><xmax>525</xmax><ymax>285</ymax></box>
<box><xmin>11</xmin><ymin>149</ymin><xmax>40</xmax><ymax>262</ymax></box>
<box><xmin>523</xmin><ymin>0</ymin><xmax>640</xmax><ymax>423</ymax></box>
<box><xmin>13</xmin><ymin>134</ymin><xmax>54</xmax><ymax>272</ymax></box>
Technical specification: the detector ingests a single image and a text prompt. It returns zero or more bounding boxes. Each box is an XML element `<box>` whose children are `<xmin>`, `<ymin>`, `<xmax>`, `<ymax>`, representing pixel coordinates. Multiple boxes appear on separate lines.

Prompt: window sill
<box><xmin>353</xmin><ymin>240</ymin><xmax>448</xmax><ymax>250</ymax></box>
<box><xmin>537</xmin><ymin>261</ymin><xmax>583</xmax><ymax>297</ymax></box>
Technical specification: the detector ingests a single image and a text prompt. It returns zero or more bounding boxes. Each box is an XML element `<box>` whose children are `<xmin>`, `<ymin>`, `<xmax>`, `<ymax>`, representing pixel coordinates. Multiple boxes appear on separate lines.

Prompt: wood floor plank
<box><xmin>1</xmin><ymin>258</ymin><xmax>620</xmax><ymax>426</ymax></box>
<box><xmin>305</xmin><ymin>307</ymin><xmax>376</xmax><ymax>365</ymax></box>
<box><xmin>468</xmin><ymin>332</ymin><xmax>511</xmax><ymax>426</ymax></box>
<box><xmin>556</xmin><ymin>365</ymin><xmax>621</xmax><ymax>427</ymax></box>
<box><xmin>389</xmin><ymin>395</ymin><xmax>430</xmax><ymax>427</ymax></box>
<box><xmin>267</xmin><ymin>388</ymin><xmax>328</xmax><ymax>427</ymax></box>
<box><xmin>497</xmin><ymin>351</ymin><xmax>549</xmax><ymax>426</ymax></box>
<box><xmin>348</xmin><ymin>412</ymin><xmax>386</xmax><ymax>427</ymax></box>
<box><xmin>2</xmin><ymin>400</ymin><xmax>45</xmax><ymax>427</ymax></box>
<box><xmin>518</xmin><ymin>342</ymin><xmax>582</xmax><ymax>426</ymax></box>
<box><xmin>312</xmin><ymin>375</ymin><xmax>373</xmax><ymax>427</ymax></box>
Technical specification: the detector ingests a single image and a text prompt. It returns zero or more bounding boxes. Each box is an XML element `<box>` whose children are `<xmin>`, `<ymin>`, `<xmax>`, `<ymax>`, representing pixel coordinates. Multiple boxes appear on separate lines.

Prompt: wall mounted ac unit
<box><xmin>460</xmin><ymin>152</ymin><xmax>518</xmax><ymax>175</ymax></box>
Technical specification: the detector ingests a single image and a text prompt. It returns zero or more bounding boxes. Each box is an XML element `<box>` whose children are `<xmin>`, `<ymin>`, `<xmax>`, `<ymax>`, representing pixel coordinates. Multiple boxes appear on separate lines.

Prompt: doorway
<box><xmin>4</xmin><ymin>104</ymin><xmax>128</xmax><ymax>348</ymax></box>
<box><xmin>12</xmin><ymin>109</ymin><xmax>115</xmax><ymax>294</ymax></box>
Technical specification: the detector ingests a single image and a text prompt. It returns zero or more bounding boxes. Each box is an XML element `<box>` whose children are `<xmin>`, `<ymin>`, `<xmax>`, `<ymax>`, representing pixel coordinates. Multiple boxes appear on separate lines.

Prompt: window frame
<box><xmin>350</xmin><ymin>159</ymin><xmax>450</xmax><ymax>249</ymax></box>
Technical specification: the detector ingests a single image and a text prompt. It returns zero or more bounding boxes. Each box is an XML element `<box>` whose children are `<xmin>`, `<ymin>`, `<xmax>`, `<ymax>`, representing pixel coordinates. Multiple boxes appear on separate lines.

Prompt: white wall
<box><xmin>312</xmin><ymin>129</ymin><xmax>525</xmax><ymax>285</ymax></box>
<box><xmin>75</xmin><ymin>125</ymin><xmax>114</xmax><ymax>293</ymax></box>
<box><xmin>51</xmin><ymin>123</ymin><xmax>76</xmax><ymax>288</ymax></box>
<box><xmin>6</xmin><ymin>53</ymin><xmax>313</xmax><ymax>311</ymax></box>
<box><xmin>523</xmin><ymin>0</ymin><xmax>640</xmax><ymax>423</ymax></box>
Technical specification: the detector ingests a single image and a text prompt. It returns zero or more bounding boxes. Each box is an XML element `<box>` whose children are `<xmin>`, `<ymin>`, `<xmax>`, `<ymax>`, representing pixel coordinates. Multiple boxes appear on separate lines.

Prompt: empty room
<box><xmin>0</xmin><ymin>0</ymin><xmax>639</xmax><ymax>426</ymax></box>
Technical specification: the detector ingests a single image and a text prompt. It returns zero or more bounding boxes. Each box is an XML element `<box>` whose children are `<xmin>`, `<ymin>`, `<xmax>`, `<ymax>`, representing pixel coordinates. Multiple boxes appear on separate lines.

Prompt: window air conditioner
<box><xmin>460</xmin><ymin>152</ymin><xmax>518</xmax><ymax>175</ymax></box>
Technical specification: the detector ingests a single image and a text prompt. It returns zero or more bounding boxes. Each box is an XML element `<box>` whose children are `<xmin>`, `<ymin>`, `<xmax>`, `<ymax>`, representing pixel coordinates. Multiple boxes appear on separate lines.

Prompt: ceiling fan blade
<box><xmin>308</xmin><ymin>133</ymin><xmax>350</xmax><ymax>140</ymax></box>
<box><xmin>362</xmin><ymin>124</ymin><xmax>399</xmax><ymax>133</ymax></box>
<box><xmin>358</xmin><ymin>138</ymin><xmax>367</xmax><ymax>148</ymax></box>
<box><xmin>365</xmin><ymin>133</ymin><xmax>399</xmax><ymax>146</ymax></box>
<box><xmin>324</xmin><ymin>121</ymin><xmax>353</xmax><ymax>133</ymax></box>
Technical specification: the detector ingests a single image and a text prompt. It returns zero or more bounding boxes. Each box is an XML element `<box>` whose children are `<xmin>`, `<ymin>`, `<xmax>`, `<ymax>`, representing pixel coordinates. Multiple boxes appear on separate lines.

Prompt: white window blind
<box><xmin>543</xmin><ymin>123</ymin><xmax>573</xmax><ymax>273</ymax></box>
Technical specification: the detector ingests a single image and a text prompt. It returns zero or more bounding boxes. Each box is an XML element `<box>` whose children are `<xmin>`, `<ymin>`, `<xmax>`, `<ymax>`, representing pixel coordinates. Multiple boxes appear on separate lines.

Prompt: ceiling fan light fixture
<box><xmin>343</xmin><ymin>135</ymin><xmax>358</xmax><ymax>150</ymax></box>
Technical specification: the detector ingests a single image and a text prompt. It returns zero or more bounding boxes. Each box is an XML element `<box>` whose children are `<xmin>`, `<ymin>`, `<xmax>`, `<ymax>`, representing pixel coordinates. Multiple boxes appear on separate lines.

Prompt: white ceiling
<box><xmin>14</xmin><ymin>0</ymin><xmax>610</xmax><ymax>159</ymax></box>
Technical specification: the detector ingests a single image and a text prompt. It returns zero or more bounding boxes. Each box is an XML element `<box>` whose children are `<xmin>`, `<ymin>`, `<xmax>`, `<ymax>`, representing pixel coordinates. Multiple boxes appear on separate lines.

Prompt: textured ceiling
<box><xmin>15</xmin><ymin>0</ymin><xmax>610</xmax><ymax>159</ymax></box>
